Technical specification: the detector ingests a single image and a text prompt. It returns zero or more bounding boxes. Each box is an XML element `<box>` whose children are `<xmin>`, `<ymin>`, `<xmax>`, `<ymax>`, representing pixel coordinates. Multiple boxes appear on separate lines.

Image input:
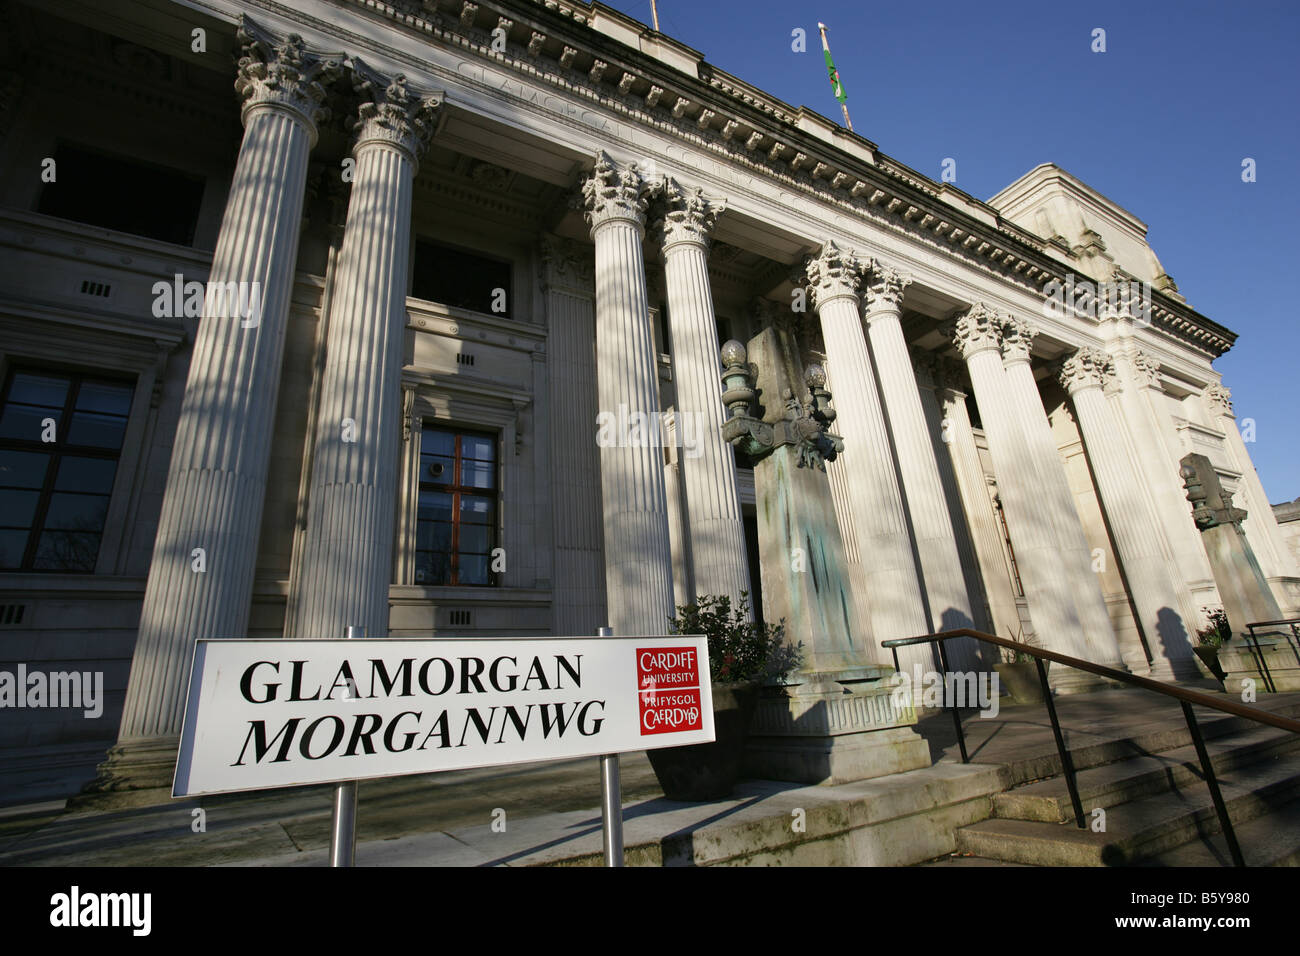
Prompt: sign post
<box><xmin>328</xmin><ymin>624</ymin><xmax>363</xmax><ymax>867</ymax></box>
<box><xmin>596</xmin><ymin>625</ymin><xmax>623</xmax><ymax>867</ymax></box>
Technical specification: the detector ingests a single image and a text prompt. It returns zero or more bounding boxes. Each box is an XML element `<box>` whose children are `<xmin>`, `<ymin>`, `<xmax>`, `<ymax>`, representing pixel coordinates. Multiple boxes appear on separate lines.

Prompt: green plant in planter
<box><xmin>667</xmin><ymin>592</ymin><xmax>802</xmax><ymax>685</ymax></box>
<box><xmin>1196</xmin><ymin>607</ymin><xmax>1231</xmax><ymax>648</ymax></box>
<box><xmin>651</xmin><ymin>592</ymin><xmax>803</xmax><ymax>801</ymax></box>
<box><xmin>999</xmin><ymin>625</ymin><xmax>1039</xmax><ymax>664</ymax></box>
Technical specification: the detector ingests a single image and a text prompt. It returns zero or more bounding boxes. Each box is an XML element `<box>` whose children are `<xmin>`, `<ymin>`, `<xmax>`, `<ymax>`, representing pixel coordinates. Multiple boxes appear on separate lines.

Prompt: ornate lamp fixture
<box><xmin>718</xmin><ymin>339</ymin><xmax>843</xmax><ymax>470</ymax></box>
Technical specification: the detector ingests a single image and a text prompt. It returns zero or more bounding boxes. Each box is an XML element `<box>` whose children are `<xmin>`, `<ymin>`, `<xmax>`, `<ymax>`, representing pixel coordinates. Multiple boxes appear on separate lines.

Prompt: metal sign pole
<box><xmin>329</xmin><ymin>624</ymin><xmax>364</xmax><ymax>867</ymax></box>
<box><xmin>597</xmin><ymin>625</ymin><xmax>624</xmax><ymax>867</ymax></box>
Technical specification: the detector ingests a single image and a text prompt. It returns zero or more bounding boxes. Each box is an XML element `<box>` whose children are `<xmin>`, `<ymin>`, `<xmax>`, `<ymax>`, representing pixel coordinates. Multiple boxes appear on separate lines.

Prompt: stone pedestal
<box><xmin>726</xmin><ymin>323</ymin><xmax>930</xmax><ymax>785</ymax></box>
<box><xmin>1180</xmin><ymin>452</ymin><xmax>1290</xmax><ymax>692</ymax></box>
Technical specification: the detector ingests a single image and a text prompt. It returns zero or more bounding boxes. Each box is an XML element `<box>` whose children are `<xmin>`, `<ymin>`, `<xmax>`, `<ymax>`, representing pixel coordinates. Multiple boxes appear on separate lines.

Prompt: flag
<box><xmin>819</xmin><ymin>25</ymin><xmax>847</xmax><ymax>104</ymax></box>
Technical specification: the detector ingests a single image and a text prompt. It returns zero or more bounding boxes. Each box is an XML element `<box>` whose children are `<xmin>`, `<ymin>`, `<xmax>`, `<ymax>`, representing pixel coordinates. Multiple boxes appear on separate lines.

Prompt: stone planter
<box><xmin>647</xmin><ymin>680</ymin><xmax>760</xmax><ymax>801</ymax></box>
<box><xmin>1194</xmin><ymin>644</ymin><xmax>1227</xmax><ymax>683</ymax></box>
<box><xmin>994</xmin><ymin>661</ymin><xmax>1049</xmax><ymax>705</ymax></box>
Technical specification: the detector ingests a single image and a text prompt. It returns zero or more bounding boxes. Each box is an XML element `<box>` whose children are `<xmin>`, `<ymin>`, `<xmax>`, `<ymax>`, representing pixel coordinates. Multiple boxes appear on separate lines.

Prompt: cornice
<box><xmin>238</xmin><ymin>0</ymin><xmax>1235</xmax><ymax>358</ymax></box>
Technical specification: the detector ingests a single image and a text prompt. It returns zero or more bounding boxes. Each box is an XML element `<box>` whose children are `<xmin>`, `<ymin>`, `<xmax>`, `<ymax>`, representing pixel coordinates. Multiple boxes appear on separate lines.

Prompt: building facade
<box><xmin>1</xmin><ymin>0</ymin><xmax>1296</xmax><ymax>802</ymax></box>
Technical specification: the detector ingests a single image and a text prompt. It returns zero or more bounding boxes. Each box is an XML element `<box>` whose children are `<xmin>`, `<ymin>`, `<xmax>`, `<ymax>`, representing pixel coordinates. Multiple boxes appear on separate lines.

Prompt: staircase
<box><xmin>931</xmin><ymin>703</ymin><xmax>1300</xmax><ymax>866</ymax></box>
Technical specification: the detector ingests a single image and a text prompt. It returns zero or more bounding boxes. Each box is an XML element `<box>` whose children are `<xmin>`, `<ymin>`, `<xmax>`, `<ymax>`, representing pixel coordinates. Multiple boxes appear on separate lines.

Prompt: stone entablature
<box><xmin>244</xmin><ymin>0</ymin><xmax>1232</xmax><ymax>363</ymax></box>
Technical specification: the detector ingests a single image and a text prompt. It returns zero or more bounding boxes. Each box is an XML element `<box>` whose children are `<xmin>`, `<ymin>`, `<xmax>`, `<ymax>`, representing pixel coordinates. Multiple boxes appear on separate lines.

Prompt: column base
<box><xmin>743</xmin><ymin>669</ymin><xmax>932</xmax><ymax>785</ymax></box>
<box><xmin>1146</xmin><ymin>655</ymin><xmax>1204</xmax><ymax>683</ymax></box>
<box><xmin>68</xmin><ymin>736</ymin><xmax>182</xmax><ymax>810</ymax></box>
<box><xmin>1219</xmin><ymin>635</ymin><xmax>1300</xmax><ymax>692</ymax></box>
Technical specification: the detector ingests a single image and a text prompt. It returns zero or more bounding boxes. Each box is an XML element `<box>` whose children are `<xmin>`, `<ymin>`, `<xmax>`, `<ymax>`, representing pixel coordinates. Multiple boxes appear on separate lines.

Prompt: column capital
<box><xmin>1000</xmin><ymin>315</ymin><xmax>1038</xmax><ymax>365</ymax></box>
<box><xmin>654</xmin><ymin>178</ymin><xmax>725</xmax><ymax>253</ymax></box>
<box><xmin>1132</xmin><ymin>349</ymin><xmax>1163</xmax><ymax>388</ymax></box>
<box><xmin>582</xmin><ymin>150</ymin><xmax>652</xmax><ymax>234</ymax></box>
<box><xmin>1058</xmin><ymin>346</ymin><xmax>1115</xmax><ymax>395</ymax></box>
<box><xmin>863</xmin><ymin>263</ymin><xmax>912</xmax><ymax>318</ymax></box>
<box><xmin>950</xmin><ymin>303</ymin><xmax>1002</xmax><ymax>359</ymax></box>
<box><xmin>235</xmin><ymin>17</ymin><xmax>343</xmax><ymax>137</ymax></box>
<box><xmin>1204</xmin><ymin>382</ymin><xmax>1234</xmax><ymax>418</ymax></box>
<box><xmin>804</xmin><ymin>240</ymin><xmax>866</xmax><ymax>310</ymax></box>
<box><xmin>349</xmin><ymin>59</ymin><xmax>443</xmax><ymax>166</ymax></box>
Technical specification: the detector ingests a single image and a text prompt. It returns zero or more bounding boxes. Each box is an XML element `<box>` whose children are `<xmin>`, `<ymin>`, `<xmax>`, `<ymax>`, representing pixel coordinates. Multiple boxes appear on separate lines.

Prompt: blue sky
<box><xmin>604</xmin><ymin>0</ymin><xmax>1300</xmax><ymax>503</ymax></box>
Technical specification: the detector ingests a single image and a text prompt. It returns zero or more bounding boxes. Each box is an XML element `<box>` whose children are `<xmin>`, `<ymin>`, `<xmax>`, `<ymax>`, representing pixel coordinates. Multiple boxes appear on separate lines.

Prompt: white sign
<box><xmin>173</xmin><ymin>636</ymin><xmax>714</xmax><ymax>797</ymax></box>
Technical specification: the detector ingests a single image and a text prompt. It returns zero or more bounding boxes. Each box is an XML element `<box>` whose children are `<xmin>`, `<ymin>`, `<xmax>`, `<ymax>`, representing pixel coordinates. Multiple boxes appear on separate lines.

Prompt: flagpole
<box><xmin>817</xmin><ymin>22</ymin><xmax>853</xmax><ymax>131</ymax></box>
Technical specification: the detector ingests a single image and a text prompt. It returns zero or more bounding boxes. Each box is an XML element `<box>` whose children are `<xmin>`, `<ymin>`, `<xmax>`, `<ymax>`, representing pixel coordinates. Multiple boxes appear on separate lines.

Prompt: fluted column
<box><xmin>1000</xmin><ymin>318</ymin><xmax>1125</xmax><ymax>671</ymax></box>
<box><xmin>289</xmin><ymin>65</ymin><xmax>442</xmax><ymax>641</ymax></box>
<box><xmin>1205</xmin><ymin>383</ymin><xmax>1298</xmax><ymax>597</ymax></box>
<box><xmin>863</xmin><ymin>266</ymin><xmax>975</xmax><ymax>654</ymax></box>
<box><xmin>582</xmin><ymin>152</ymin><xmax>675</xmax><ymax>635</ymax></box>
<box><xmin>951</xmin><ymin>307</ymin><xmax>1099</xmax><ymax>689</ymax></box>
<box><xmin>1061</xmin><ymin>349</ymin><xmax>1199</xmax><ymax>679</ymax></box>
<box><xmin>924</xmin><ymin>363</ymin><xmax>1023</xmax><ymax>645</ymax></box>
<box><xmin>115</xmin><ymin>23</ymin><xmax>341</xmax><ymax>747</ymax></box>
<box><xmin>1106</xmin><ymin>339</ymin><xmax>1216</xmax><ymax>618</ymax></box>
<box><xmin>807</xmin><ymin>243</ymin><xmax>929</xmax><ymax>668</ymax></box>
<box><xmin>655</xmin><ymin>179</ymin><xmax>751</xmax><ymax>609</ymax></box>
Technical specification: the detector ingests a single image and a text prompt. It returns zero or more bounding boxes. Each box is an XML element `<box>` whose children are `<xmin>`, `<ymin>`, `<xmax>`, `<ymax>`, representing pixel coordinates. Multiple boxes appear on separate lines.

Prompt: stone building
<box><xmin>0</xmin><ymin>0</ymin><xmax>1295</xmax><ymax>803</ymax></box>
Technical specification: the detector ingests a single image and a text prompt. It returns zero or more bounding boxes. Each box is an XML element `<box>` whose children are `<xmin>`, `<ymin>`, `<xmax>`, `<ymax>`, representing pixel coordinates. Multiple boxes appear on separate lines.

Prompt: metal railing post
<box><xmin>936</xmin><ymin>639</ymin><xmax>970</xmax><ymax>764</ymax></box>
<box><xmin>329</xmin><ymin>624</ymin><xmax>363</xmax><ymax>867</ymax></box>
<box><xmin>1181</xmin><ymin>701</ymin><xmax>1245</xmax><ymax>867</ymax></box>
<box><xmin>1036</xmin><ymin>658</ymin><xmax>1085</xmax><ymax>829</ymax></box>
<box><xmin>596</xmin><ymin>625</ymin><xmax>624</xmax><ymax>867</ymax></box>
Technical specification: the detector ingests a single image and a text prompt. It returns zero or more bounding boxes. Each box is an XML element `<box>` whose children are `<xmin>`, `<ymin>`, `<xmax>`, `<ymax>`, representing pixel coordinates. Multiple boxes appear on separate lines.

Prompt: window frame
<box><xmin>414</xmin><ymin>423</ymin><xmax>501</xmax><ymax>588</ymax></box>
<box><xmin>0</xmin><ymin>364</ymin><xmax>136</xmax><ymax>573</ymax></box>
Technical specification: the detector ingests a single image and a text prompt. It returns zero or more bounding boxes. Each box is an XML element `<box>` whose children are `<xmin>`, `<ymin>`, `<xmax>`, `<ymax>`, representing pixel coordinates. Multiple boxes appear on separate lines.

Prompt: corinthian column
<box><xmin>951</xmin><ymin>307</ymin><xmax>1099</xmax><ymax>691</ymax></box>
<box><xmin>1060</xmin><ymin>349</ymin><xmax>1199</xmax><ymax>679</ymax></box>
<box><xmin>103</xmin><ymin>22</ymin><xmax>341</xmax><ymax>788</ymax></box>
<box><xmin>289</xmin><ymin>65</ymin><xmax>442</xmax><ymax>642</ymax></box>
<box><xmin>863</xmin><ymin>266</ymin><xmax>975</xmax><ymax>653</ymax></box>
<box><xmin>582</xmin><ymin>152</ymin><xmax>675</xmax><ymax>636</ymax></box>
<box><xmin>807</xmin><ymin>243</ymin><xmax>929</xmax><ymax>668</ymax></box>
<box><xmin>1000</xmin><ymin>317</ymin><xmax>1125</xmax><ymax>672</ymax></box>
<box><xmin>654</xmin><ymin>179</ymin><xmax>751</xmax><ymax>609</ymax></box>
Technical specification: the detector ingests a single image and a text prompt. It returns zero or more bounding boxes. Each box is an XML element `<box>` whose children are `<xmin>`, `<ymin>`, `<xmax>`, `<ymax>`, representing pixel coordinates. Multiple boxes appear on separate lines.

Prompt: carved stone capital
<box><xmin>234</xmin><ymin>17</ymin><xmax>343</xmax><ymax>137</ymax></box>
<box><xmin>1058</xmin><ymin>347</ymin><xmax>1114</xmax><ymax>395</ymax></box>
<box><xmin>1204</xmin><ymin>382</ymin><xmax>1233</xmax><ymax>418</ymax></box>
<box><xmin>581</xmin><ymin>150</ymin><xmax>652</xmax><ymax>234</ymax></box>
<box><xmin>349</xmin><ymin>60</ymin><xmax>443</xmax><ymax>166</ymax></box>
<box><xmin>1129</xmin><ymin>349</ymin><xmax>1162</xmax><ymax>389</ymax></box>
<box><xmin>538</xmin><ymin>234</ymin><xmax>595</xmax><ymax>294</ymax></box>
<box><xmin>950</xmin><ymin>303</ymin><xmax>1002</xmax><ymax>360</ymax></box>
<box><xmin>804</xmin><ymin>241</ymin><xmax>865</xmax><ymax>310</ymax></box>
<box><xmin>1000</xmin><ymin>315</ymin><xmax>1038</xmax><ymax>365</ymax></box>
<box><xmin>863</xmin><ymin>263</ymin><xmax>912</xmax><ymax>317</ymax></box>
<box><xmin>655</xmin><ymin>177</ymin><xmax>725</xmax><ymax>253</ymax></box>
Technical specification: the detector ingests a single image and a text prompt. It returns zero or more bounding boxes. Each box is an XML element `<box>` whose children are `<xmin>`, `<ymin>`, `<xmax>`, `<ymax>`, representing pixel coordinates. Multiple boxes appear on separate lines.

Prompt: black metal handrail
<box><xmin>1244</xmin><ymin>617</ymin><xmax>1300</xmax><ymax>694</ymax></box>
<box><xmin>881</xmin><ymin>627</ymin><xmax>1300</xmax><ymax>867</ymax></box>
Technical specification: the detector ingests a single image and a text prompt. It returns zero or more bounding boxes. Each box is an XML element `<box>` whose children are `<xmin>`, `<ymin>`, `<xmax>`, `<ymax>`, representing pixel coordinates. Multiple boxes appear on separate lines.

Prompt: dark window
<box><xmin>411</xmin><ymin>240</ymin><xmax>513</xmax><ymax>318</ymax></box>
<box><xmin>0</xmin><ymin>368</ymin><xmax>134</xmax><ymax>572</ymax></box>
<box><xmin>415</xmin><ymin>426</ymin><xmax>498</xmax><ymax>586</ymax></box>
<box><xmin>37</xmin><ymin>143</ymin><xmax>205</xmax><ymax>246</ymax></box>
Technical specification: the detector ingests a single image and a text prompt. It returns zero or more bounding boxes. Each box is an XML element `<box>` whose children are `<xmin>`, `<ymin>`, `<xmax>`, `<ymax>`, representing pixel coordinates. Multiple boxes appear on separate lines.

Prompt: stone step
<box><xmin>955</xmin><ymin>753</ymin><xmax>1300</xmax><ymax>866</ymax></box>
<box><xmin>1135</xmin><ymin>794</ymin><xmax>1300</xmax><ymax>866</ymax></box>
<box><xmin>977</xmin><ymin>699</ymin><xmax>1300</xmax><ymax>791</ymax></box>
<box><xmin>993</xmin><ymin>724</ymin><xmax>1300</xmax><ymax>823</ymax></box>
